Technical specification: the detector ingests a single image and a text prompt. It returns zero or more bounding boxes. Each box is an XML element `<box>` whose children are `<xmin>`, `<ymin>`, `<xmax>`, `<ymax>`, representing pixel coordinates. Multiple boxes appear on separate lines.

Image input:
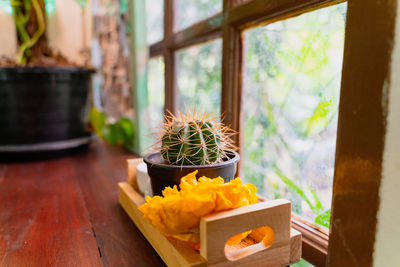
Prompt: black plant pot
<box><xmin>0</xmin><ymin>66</ymin><xmax>94</xmax><ymax>157</ymax></box>
<box><xmin>143</xmin><ymin>151</ymin><xmax>240</xmax><ymax>196</ymax></box>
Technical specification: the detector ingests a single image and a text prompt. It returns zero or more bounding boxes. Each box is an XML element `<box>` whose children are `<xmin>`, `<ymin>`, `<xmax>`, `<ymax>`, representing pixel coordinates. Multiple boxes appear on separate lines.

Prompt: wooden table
<box><xmin>0</xmin><ymin>142</ymin><xmax>164</xmax><ymax>267</ymax></box>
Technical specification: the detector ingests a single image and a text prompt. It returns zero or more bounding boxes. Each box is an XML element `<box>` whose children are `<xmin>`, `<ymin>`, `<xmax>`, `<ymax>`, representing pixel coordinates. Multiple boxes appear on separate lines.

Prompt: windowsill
<box><xmin>292</xmin><ymin>215</ymin><xmax>329</xmax><ymax>266</ymax></box>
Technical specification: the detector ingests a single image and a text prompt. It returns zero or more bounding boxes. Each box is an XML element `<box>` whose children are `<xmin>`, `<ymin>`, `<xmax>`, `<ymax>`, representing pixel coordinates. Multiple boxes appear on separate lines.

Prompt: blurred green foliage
<box><xmin>175</xmin><ymin>0</ymin><xmax>221</xmax><ymax>31</ymax></box>
<box><xmin>145</xmin><ymin>0</ymin><xmax>163</xmax><ymax>44</ymax></box>
<box><xmin>241</xmin><ymin>3</ymin><xmax>347</xmax><ymax>228</ymax></box>
<box><xmin>75</xmin><ymin>0</ymin><xmax>87</xmax><ymax>9</ymax></box>
<box><xmin>177</xmin><ymin>39</ymin><xmax>222</xmax><ymax>116</ymax></box>
<box><xmin>143</xmin><ymin>57</ymin><xmax>165</xmax><ymax>151</ymax></box>
<box><xmin>146</xmin><ymin>2</ymin><xmax>346</xmax><ymax>229</ymax></box>
<box><xmin>89</xmin><ymin>107</ymin><xmax>135</xmax><ymax>152</ymax></box>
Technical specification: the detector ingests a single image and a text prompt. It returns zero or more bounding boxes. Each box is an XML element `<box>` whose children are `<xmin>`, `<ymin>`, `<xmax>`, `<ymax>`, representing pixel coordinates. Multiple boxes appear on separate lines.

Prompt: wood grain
<box><xmin>0</xmin><ymin>142</ymin><xmax>164</xmax><ymax>266</ymax></box>
<box><xmin>119</xmin><ymin>182</ymin><xmax>206</xmax><ymax>267</ymax></box>
<box><xmin>227</xmin><ymin>0</ymin><xmax>344</xmax><ymax>30</ymax></box>
<box><xmin>200</xmin><ymin>200</ymin><xmax>292</xmax><ymax>266</ymax></box>
<box><xmin>221</xmin><ymin>4</ymin><xmax>243</xmax><ymax>152</ymax></box>
<box><xmin>292</xmin><ymin>218</ymin><xmax>328</xmax><ymax>266</ymax></box>
<box><xmin>119</xmin><ymin>160</ymin><xmax>301</xmax><ymax>267</ymax></box>
<box><xmin>163</xmin><ymin>0</ymin><xmax>178</xmax><ymax>115</ymax></box>
<box><xmin>290</xmin><ymin>229</ymin><xmax>302</xmax><ymax>264</ymax></box>
<box><xmin>119</xmin><ymin>181</ymin><xmax>302</xmax><ymax>267</ymax></box>
<box><xmin>0</xmin><ymin>157</ymin><xmax>102</xmax><ymax>267</ymax></box>
<box><xmin>150</xmin><ymin>40</ymin><xmax>164</xmax><ymax>58</ymax></box>
<box><xmin>328</xmin><ymin>0</ymin><xmax>397</xmax><ymax>266</ymax></box>
<box><xmin>71</xmin><ymin>143</ymin><xmax>163</xmax><ymax>266</ymax></box>
<box><xmin>168</xmin><ymin>13</ymin><xmax>223</xmax><ymax>51</ymax></box>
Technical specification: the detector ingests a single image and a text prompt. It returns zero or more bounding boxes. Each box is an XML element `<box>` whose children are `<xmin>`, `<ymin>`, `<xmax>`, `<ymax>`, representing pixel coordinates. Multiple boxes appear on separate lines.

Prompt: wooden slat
<box><xmin>200</xmin><ymin>200</ymin><xmax>292</xmax><ymax>266</ymax></box>
<box><xmin>150</xmin><ymin>13</ymin><xmax>223</xmax><ymax>59</ymax></box>
<box><xmin>168</xmin><ymin>13</ymin><xmax>223</xmax><ymax>51</ymax></box>
<box><xmin>164</xmin><ymin>0</ymin><xmax>178</xmax><ymax>115</ymax></box>
<box><xmin>120</xmin><ymin>163</ymin><xmax>301</xmax><ymax>267</ymax></box>
<box><xmin>221</xmin><ymin>0</ymin><xmax>243</xmax><ymax>149</ymax></box>
<box><xmin>327</xmin><ymin>0</ymin><xmax>397</xmax><ymax>266</ymax></box>
<box><xmin>0</xmin><ymin>143</ymin><xmax>165</xmax><ymax>266</ymax></box>
<box><xmin>149</xmin><ymin>40</ymin><xmax>164</xmax><ymax>58</ymax></box>
<box><xmin>227</xmin><ymin>0</ymin><xmax>345</xmax><ymax>29</ymax></box>
<box><xmin>71</xmin><ymin>144</ymin><xmax>163</xmax><ymax>266</ymax></box>
<box><xmin>164</xmin><ymin>49</ymin><xmax>177</xmax><ymax>114</ymax></box>
<box><xmin>151</xmin><ymin>0</ymin><xmax>344</xmax><ymax>56</ymax></box>
<box><xmin>290</xmin><ymin>229</ymin><xmax>302</xmax><ymax>264</ymax></box>
<box><xmin>292</xmin><ymin>219</ymin><xmax>328</xmax><ymax>267</ymax></box>
<box><xmin>119</xmin><ymin>181</ymin><xmax>302</xmax><ymax>267</ymax></box>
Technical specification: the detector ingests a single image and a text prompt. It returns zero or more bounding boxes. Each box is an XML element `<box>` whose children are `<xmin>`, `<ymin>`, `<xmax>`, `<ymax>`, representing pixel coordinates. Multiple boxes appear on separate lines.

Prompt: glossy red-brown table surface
<box><xmin>0</xmin><ymin>142</ymin><xmax>164</xmax><ymax>267</ymax></box>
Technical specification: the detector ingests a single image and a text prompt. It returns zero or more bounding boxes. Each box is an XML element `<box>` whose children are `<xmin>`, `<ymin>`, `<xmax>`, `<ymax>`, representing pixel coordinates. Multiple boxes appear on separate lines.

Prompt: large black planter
<box><xmin>144</xmin><ymin>151</ymin><xmax>240</xmax><ymax>196</ymax></box>
<box><xmin>0</xmin><ymin>67</ymin><xmax>94</xmax><ymax>156</ymax></box>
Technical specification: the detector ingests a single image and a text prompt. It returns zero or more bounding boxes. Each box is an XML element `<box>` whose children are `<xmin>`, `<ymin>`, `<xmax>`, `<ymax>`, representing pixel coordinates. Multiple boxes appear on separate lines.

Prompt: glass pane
<box><xmin>146</xmin><ymin>0</ymin><xmax>164</xmax><ymax>44</ymax></box>
<box><xmin>175</xmin><ymin>0</ymin><xmax>222</xmax><ymax>31</ymax></box>
<box><xmin>176</xmin><ymin>39</ymin><xmax>222</xmax><ymax>115</ymax></box>
<box><xmin>242</xmin><ymin>3</ymin><xmax>347</xmax><ymax>227</ymax></box>
<box><xmin>144</xmin><ymin>56</ymin><xmax>165</xmax><ymax>149</ymax></box>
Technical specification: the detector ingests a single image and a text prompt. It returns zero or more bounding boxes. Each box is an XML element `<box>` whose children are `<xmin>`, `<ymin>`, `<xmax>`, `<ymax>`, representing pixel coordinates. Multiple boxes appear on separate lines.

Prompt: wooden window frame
<box><xmin>148</xmin><ymin>0</ymin><xmax>343</xmax><ymax>265</ymax></box>
<box><xmin>145</xmin><ymin>0</ymin><xmax>394</xmax><ymax>266</ymax></box>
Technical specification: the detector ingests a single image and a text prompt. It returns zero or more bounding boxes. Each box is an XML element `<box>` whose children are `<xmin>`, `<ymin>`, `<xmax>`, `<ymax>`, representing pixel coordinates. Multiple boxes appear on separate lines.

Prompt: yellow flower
<box><xmin>138</xmin><ymin>171</ymin><xmax>258</xmax><ymax>245</ymax></box>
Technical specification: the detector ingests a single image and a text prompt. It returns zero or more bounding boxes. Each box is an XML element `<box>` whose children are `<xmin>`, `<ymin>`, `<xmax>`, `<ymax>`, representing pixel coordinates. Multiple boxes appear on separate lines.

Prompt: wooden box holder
<box><xmin>119</xmin><ymin>159</ymin><xmax>302</xmax><ymax>267</ymax></box>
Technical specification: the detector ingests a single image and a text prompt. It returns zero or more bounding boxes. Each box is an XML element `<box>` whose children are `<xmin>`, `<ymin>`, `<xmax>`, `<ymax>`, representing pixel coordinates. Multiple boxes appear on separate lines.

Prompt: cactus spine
<box><xmin>158</xmin><ymin>111</ymin><xmax>236</xmax><ymax>165</ymax></box>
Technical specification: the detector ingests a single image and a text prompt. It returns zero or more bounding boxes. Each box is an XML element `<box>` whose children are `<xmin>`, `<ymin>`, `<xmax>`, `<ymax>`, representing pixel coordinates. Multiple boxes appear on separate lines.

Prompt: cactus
<box><xmin>157</xmin><ymin>111</ymin><xmax>236</xmax><ymax>165</ymax></box>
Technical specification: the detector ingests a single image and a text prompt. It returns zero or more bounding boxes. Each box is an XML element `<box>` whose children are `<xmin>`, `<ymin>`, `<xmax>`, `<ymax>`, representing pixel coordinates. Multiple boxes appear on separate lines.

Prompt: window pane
<box><xmin>146</xmin><ymin>0</ymin><xmax>164</xmax><ymax>44</ymax></box>
<box><xmin>177</xmin><ymin>39</ymin><xmax>222</xmax><ymax>115</ymax></box>
<box><xmin>242</xmin><ymin>3</ymin><xmax>347</xmax><ymax>227</ymax></box>
<box><xmin>144</xmin><ymin>56</ymin><xmax>165</xmax><ymax>149</ymax></box>
<box><xmin>175</xmin><ymin>0</ymin><xmax>222</xmax><ymax>31</ymax></box>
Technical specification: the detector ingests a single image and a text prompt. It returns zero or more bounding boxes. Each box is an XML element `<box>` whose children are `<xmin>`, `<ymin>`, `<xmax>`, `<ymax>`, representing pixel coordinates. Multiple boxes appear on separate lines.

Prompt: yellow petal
<box><xmin>138</xmin><ymin>170</ymin><xmax>258</xmax><ymax>246</ymax></box>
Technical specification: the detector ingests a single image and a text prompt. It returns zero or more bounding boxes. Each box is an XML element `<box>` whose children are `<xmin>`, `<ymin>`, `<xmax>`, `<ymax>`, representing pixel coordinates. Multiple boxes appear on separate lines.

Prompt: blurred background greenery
<box><xmin>146</xmin><ymin>2</ymin><xmax>346</xmax><ymax>235</ymax></box>
<box><xmin>241</xmin><ymin>3</ymin><xmax>346</xmax><ymax>228</ymax></box>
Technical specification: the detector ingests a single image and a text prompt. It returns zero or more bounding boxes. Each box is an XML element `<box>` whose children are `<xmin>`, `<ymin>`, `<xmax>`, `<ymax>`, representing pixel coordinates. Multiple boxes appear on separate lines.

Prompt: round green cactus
<box><xmin>159</xmin><ymin>112</ymin><xmax>236</xmax><ymax>165</ymax></box>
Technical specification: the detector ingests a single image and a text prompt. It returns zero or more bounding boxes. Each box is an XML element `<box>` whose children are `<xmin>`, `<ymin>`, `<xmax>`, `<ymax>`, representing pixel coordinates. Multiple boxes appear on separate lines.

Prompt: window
<box><xmin>145</xmin><ymin>0</ymin><xmax>164</xmax><ymax>44</ymax></box>
<box><xmin>145</xmin><ymin>56</ymin><xmax>165</xmax><ymax>149</ymax></box>
<box><xmin>140</xmin><ymin>0</ymin><xmax>352</xmax><ymax>265</ymax></box>
<box><xmin>177</xmin><ymin>39</ymin><xmax>222</xmax><ymax>115</ymax></box>
<box><xmin>174</xmin><ymin>0</ymin><xmax>222</xmax><ymax>31</ymax></box>
<box><xmin>242</xmin><ymin>3</ymin><xmax>346</xmax><ymax>228</ymax></box>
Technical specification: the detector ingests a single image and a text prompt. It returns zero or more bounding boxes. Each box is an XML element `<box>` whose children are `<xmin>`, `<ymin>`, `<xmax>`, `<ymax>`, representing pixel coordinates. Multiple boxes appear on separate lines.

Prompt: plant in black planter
<box><xmin>144</xmin><ymin>111</ymin><xmax>240</xmax><ymax>195</ymax></box>
<box><xmin>0</xmin><ymin>0</ymin><xmax>94</xmax><ymax>156</ymax></box>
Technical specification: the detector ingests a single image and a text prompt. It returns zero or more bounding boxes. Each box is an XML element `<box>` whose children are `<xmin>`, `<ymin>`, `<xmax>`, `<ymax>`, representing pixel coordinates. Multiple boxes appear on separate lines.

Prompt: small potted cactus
<box><xmin>144</xmin><ymin>111</ymin><xmax>240</xmax><ymax>195</ymax></box>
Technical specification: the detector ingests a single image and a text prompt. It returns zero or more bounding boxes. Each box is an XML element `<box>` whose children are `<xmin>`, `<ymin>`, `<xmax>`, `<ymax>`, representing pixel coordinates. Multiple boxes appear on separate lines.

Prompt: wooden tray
<box><xmin>119</xmin><ymin>159</ymin><xmax>302</xmax><ymax>267</ymax></box>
